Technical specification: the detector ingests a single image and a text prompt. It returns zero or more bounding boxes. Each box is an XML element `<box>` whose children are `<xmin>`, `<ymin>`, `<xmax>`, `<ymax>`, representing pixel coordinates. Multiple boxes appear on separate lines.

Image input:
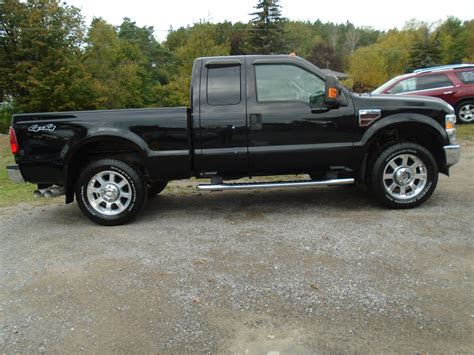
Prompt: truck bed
<box><xmin>12</xmin><ymin>107</ymin><xmax>192</xmax><ymax>184</ymax></box>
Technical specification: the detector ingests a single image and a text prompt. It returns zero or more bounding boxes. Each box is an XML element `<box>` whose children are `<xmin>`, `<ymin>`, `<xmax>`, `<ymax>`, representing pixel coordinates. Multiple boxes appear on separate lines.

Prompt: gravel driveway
<box><xmin>1</xmin><ymin>144</ymin><xmax>473</xmax><ymax>354</ymax></box>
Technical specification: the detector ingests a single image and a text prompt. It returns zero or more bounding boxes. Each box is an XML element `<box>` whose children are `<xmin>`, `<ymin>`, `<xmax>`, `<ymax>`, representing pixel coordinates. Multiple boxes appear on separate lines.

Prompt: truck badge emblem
<box><xmin>359</xmin><ymin>109</ymin><xmax>381</xmax><ymax>127</ymax></box>
<box><xmin>28</xmin><ymin>123</ymin><xmax>57</xmax><ymax>132</ymax></box>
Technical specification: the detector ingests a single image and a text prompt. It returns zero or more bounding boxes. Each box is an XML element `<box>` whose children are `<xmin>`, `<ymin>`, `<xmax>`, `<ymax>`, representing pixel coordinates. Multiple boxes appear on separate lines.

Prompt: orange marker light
<box><xmin>328</xmin><ymin>87</ymin><xmax>338</xmax><ymax>99</ymax></box>
<box><xmin>446</xmin><ymin>121</ymin><xmax>454</xmax><ymax>130</ymax></box>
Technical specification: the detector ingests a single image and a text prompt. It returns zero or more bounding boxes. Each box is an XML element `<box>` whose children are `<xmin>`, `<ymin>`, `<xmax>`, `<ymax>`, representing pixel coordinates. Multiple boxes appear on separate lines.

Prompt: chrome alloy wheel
<box><xmin>459</xmin><ymin>104</ymin><xmax>474</xmax><ymax>122</ymax></box>
<box><xmin>383</xmin><ymin>154</ymin><xmax>427</xmax><ymax>200</ymax></box>
<box><xmin>86</xmin><ymin>170</ymin><xmax>132</xmax><ymax>215</ymax></box>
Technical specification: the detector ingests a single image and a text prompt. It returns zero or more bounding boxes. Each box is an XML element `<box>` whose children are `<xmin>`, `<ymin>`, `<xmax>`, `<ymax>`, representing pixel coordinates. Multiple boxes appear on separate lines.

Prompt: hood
<box><xmin>356</xmin><ymin>93</ymin><xmax>454</xmax><ymax>114</ymax></box>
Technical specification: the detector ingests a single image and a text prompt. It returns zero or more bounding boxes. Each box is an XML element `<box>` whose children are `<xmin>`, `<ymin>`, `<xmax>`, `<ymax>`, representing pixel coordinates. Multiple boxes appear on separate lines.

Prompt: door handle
<box><xmin>443</xmin><ymin>91</ymin><xmax>453</xmax><ymax>94</ymax></box>
<box><xmin>249</xmin><ymin>113</ymin><xmax>263</xmax><ymax>130</ymax></box>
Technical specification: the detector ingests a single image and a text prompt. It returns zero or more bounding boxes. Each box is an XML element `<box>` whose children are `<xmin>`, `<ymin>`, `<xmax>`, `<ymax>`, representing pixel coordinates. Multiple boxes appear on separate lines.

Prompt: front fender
<box><xmin>356</xmin><ymin>113</ymin><xmax>449</xmax><ymax>147</ymax></box>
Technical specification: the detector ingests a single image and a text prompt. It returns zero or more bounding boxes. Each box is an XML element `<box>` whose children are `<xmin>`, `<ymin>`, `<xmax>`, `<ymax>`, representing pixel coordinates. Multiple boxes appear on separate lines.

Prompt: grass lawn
<box><xmin>0</xmin><ymin>124</ymin><xmax>473</xmax><ymax>208</ymax></box>
<box><xmin>0</xmin><ymin>135</ymin><xmax>36</xmax><ymax>207</ymax></box>
<box><xmin>456</xmin><ymin>124</ymin><xmax>474</xmax><ymax>141</ymax></box>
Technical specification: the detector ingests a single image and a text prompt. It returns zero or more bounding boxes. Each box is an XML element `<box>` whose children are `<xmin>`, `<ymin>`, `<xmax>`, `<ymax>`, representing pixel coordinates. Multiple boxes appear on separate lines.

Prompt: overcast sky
<box><xmin>66</xmin><ymin>0</ymin><xmax>473</xmax><ymax>41</ymax></box>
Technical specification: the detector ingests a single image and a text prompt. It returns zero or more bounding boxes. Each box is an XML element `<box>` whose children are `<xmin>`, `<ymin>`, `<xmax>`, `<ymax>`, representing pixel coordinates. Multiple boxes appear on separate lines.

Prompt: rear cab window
<box><xmin>207</xmin><ymin>65</ymin><xmax>241</xmax><ymax>106</ymax></box>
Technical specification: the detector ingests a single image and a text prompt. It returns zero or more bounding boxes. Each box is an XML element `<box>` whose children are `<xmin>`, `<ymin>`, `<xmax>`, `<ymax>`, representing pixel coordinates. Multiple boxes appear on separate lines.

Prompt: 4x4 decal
<box><xmin>28</xmin><ymin>124</ymin><xmax>56</xmax><ymax>132</ymax></box>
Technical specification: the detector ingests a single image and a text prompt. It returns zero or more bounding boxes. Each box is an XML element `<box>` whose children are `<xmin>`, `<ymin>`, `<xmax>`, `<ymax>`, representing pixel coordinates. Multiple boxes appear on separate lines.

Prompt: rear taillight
<box><xmin>9</xmin><ymin>127</ymin><xmax>18</xmax><ymax>155</ymax></box>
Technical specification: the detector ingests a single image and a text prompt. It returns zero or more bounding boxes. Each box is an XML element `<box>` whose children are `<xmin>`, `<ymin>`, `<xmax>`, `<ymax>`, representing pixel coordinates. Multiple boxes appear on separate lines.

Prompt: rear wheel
<box><xmin>76</xmin><ymin>159</ymin><xmax>147</xmax><ymax>226</ymax></box>
<box><xmin>370</xmin><ymin>142</ymin><xmax>438</xmax><ymax>208</ymax></box>
<box><xmin>456</xmin><ymin>100</ymin><xmax>474</xmax><ymax>124</ymax></box>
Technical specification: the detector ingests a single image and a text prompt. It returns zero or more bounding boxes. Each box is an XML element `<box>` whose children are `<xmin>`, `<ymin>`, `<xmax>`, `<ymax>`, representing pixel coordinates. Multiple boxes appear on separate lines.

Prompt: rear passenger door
<box><xmin>195</xmin><ymin>58</ymin><xmax>248</xmax><ymax>177</ymax></box>
<box><xmin>415</xmin><ymin>73</ymin><xmax>456</xmax><ymax>104</ymax></box>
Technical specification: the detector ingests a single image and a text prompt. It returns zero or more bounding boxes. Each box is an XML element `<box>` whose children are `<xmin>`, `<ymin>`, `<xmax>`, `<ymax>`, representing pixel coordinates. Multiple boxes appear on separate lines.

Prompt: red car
<box><xmin>373</xmin><ymin>64</ymin><xmax>474</xmax><ymax>123</ymax></box>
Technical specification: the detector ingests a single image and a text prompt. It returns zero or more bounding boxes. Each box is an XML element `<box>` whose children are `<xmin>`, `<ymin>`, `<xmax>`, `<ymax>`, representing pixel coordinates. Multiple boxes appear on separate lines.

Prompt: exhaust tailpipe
<box><xmin>44</xmin><ymin>186</ymin><xmax>65</xmax><ymax>198</ymax></box>
<box><xmin>33</xmin><ymin>189</ymin><xmax>47</xmax><ymax>198</ymax></box>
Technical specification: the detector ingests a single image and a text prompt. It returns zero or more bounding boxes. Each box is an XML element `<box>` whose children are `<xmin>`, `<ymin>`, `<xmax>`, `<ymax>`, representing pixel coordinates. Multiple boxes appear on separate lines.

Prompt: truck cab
<box><xmin>191</xmin><ymin>55</ymin><xmax>356</xmax><ymax>180</ymax></box>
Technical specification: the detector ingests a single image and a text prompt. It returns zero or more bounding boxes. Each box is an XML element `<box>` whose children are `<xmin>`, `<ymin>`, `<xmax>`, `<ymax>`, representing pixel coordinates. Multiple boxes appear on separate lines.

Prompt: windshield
<box><xmin>372</xmin><ymin>75</ymin><xmax>405</xmax><ymax>94</ymax></box>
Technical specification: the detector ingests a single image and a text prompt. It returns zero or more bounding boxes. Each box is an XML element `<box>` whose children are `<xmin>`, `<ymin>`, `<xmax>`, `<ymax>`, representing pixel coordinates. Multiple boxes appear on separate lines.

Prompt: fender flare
<box><xmin>62</xmin><ymin>129</ymin><xmax>152</xmax><ymax>203</ymax></box>
<box><xmin>356</xmin><ymin>113</ymin><xmax>448</xmax><ymax>149</ymax></box>
<box><xmin>63</xmin><ymin>128</ymin><xmax>151</xmax><ymax>165</ymax></box>
<box><xmin>355</xmin><ymin>113</ymin><xmax>449</xmax><ymax>182</ymax></box>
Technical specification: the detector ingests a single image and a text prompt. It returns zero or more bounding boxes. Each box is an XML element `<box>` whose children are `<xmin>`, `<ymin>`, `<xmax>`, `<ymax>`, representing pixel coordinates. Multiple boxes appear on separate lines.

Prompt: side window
<box><xmin>391</xmin><ymin>78</ymin><xmax>417</xmax><ymax>94</ymax></box>
<box><xmin>418</xmin><ymin>74</ymin><xmax>452</xmax><ymax>90</ymax></box>
<box><xmin>456</xmin><ymin>70</ymin><xmax>474</xmax><ymax>84</ymax></box>
<box><xmin>255</xmin><ymin>64</ymin><xmax>325</xmax><ymax>105</ymax></box>
<box><xmin>207</xmin><ymin>65</ymin><xmax>241</xmax><ymax>106</ymax></box>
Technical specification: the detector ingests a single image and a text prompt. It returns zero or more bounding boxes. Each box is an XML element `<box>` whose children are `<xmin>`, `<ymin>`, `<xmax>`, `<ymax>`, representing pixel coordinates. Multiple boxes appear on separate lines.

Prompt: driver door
<box><xmin>246</xmin><ymin>60</ymin><xmax>355</xmax><ymax>175</ymax></box>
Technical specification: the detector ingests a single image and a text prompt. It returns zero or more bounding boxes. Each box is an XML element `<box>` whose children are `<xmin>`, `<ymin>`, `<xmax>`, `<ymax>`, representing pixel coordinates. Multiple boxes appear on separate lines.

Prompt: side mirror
<box><xmin>324</xmin><ymin>75</ymin><xmax>342</xmax><ymax>107</ymax></box>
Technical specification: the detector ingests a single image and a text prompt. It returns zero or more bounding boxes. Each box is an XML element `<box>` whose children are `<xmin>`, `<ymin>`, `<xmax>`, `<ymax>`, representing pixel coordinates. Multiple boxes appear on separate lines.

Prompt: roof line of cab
<box><xmin>193</xmin><ymin>54</ymin><xmax>328</xmax><ymax>79</ymax></box>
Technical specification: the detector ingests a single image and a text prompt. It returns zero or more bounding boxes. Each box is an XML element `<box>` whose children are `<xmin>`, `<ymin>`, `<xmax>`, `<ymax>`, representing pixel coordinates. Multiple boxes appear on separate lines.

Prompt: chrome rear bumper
<box><xmin>6</xmin><ymin>165</ymin><xmax>25</xmax><ymax>184</ymax></box>
<box><xmin>444</xmin><ymin>144</ymin><xmax>461</xmax><ymax>167</ymax></box>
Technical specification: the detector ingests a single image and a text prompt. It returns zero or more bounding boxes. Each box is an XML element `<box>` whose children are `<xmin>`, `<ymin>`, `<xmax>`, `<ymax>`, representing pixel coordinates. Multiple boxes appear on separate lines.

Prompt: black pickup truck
<box><xmin>7</xmin><ymin>55</ymin><xmax>460</xmax><ymax>225</ymax></box>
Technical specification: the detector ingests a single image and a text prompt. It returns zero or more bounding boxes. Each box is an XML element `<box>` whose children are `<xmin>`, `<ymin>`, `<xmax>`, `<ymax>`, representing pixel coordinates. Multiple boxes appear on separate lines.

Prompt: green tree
<box><xmin>438</xmin><ymin>17</ymin><xmax>468</xmax><ymax>64</ymax></box>
<box><xmin>344</xmin><ymin>24</ymin><xmax>360</xmax><ymax>53</ymax></box>
<box><xmin>84</xmin><ymin>18</ymin><xmax>143</xmax><ymax>108</ymax></box>
<box><xmin>348</xmin><ymin>45</ymin><xmax>387</xmax><ymax>92</ymax></box>
<box><xmin>118</xmin><ymin>18</ymin><xmax>172</xmax><ymax>105</ymax></box>
<box><xmin>347</xmin><ymin>27</ymin><xmax>417</xmax><ymax>91</ymax></box>
<box><xmin>308</xmin><ymin>41</ymin><xmax>343</xmax><ymax>71</ymax></box>
<box><xmin>377</xmin><ymin>29</ymin><xmax>416</xmax><ymax>77</ymax></box>
<box><xmin>464</xmin><ymin>20</ymin><xmax>474</xmax><ymax>62</ymax></box>
<box><xmin>283</xmin><ymin>21</ymin><xmax>317</xmax><ymax>58</ymax></box>
<box><xmin>406</xmin><ymin>27</ymin><xmax>442</xmax><ymax>71</ymax></box>
<box><xmin>0</xmin><ymin>0</ymin><xmax>99</xmax><ymax>112</ymax></box>
<box><xmin>243</xmin><ymin>0</ymin><xmax>287</xmax><ymax>54</ymax></box>
<box><xmin>214</xmin><ymin>21</ymin><xmax>249</xmax><ymax>55</ymax></box>
<box><xmin>162</xmin><ymin>22</ymin><xmax>229</xmax><ymax>106</ymax></box>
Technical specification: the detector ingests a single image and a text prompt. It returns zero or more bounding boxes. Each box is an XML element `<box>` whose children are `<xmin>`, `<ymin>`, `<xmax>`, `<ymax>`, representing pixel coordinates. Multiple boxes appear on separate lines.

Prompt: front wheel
<box><xmin>370</xmin><ymin>142</ymin><xmax>438</xmax><ymax>209</ymax></box>
<box><xmin>76</xmin><ymin>159</ymin><xmax>147</xmax><ymax>226</ymax></box>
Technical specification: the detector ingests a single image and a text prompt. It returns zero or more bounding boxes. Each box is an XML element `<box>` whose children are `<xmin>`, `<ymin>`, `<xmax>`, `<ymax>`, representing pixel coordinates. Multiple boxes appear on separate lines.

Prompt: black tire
<box><xmin>455</xmin><ymin>100</ymin><xmax>474</xmax><ymax>124</ymax></box>
<box><xmin>370</xmin><ymin>142</ymin><xmax>438</xmax><ymax>209</ymax></box>
<box><xmin>75</xmin><ymin>159</ymin><xmax>147</xmax><ymax>226</ymax></box>
<box><xmin>148</xmin><ymin>181</ymin><xmax>168</xmax><ymax>198</ymax></box>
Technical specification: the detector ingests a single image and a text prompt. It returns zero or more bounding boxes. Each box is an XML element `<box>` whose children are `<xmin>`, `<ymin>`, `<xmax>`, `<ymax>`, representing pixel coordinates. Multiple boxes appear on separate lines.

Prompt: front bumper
<box><xmin>444</xmin><ymin>144</ymin><xmax>461</xmax><ymax>167</ymax></box>
<box><xmin>6</xmin><ymin>165</ymin><xmax>25</xmax><ymax>184</ymax></box>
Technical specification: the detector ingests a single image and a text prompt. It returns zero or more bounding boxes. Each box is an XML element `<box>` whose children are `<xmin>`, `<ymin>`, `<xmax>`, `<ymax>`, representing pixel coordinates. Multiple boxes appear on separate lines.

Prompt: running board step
<box><xmin>197</xmin><ymin>178</ymin><xmax>355</xmax><ymax>191</ymax></box>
